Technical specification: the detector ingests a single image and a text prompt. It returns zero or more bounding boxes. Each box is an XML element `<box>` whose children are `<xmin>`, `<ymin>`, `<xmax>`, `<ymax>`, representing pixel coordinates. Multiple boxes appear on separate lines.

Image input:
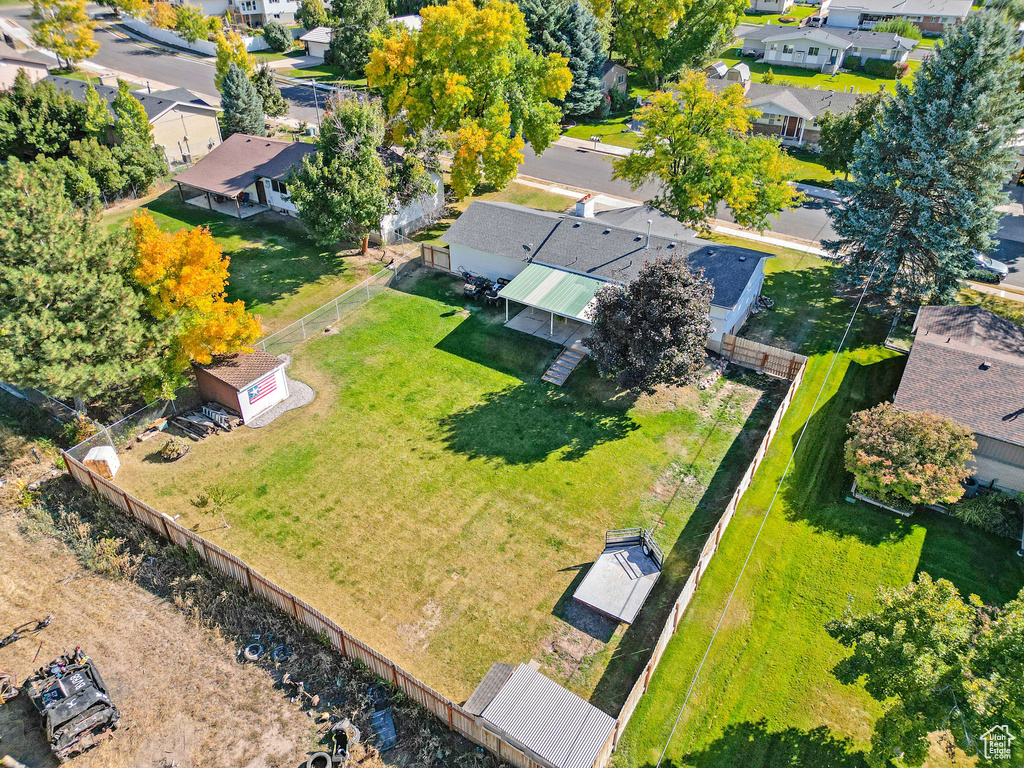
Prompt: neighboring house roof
<box><xmin>173</xmin><ymin>133</ymin><xmax>317</xmax><ymax>196</ymax></box>
<box><xmin>196</xmin><ymin>350</ymin><xmax>284</xmax><ymax>390</ymax></box>
<box><xmin>46</xmin><ymin>75</ymin><xmax>218</xmax><ymax>122</ymax></box>
<box><xmin>743</xmin><ymin>23</ymin><xmax>917</xmax><ymax>51</ymax></box>
<box><xmin>0</xmin><ymin>41</ymin><xmax>51</xmax><ymax>68</ymax></box>
<box><xmin>389</xmin><ymin>14</ymin><xmax>422</xmax><ymax>30</ymax></box>
<box><xmin>463</xmin><ymin>663</ymin><xmax>515</xmax><ymax>717</ymax></box>
<box><xmin>600</xmin><ymin>60</ymin><xmax>626</xmax><ymax>76</ymax></box>
<box><xmin>707</xmin><ymin>78</ymin><xmax>860</xmax><ymax>119</ymax></box>
<box><xmin>827</xmin><ymin>0</ymin><xmax>971</xmax><ymax>16</ymax></box>
<box><xmin>441</xmin><ymin>201</ymin><xmax>771</xmax><ymax>309</ymax></box>
<box><xmin>149</xmin><ymin>86</ymin><xmax>217</xmax><ymax>109</ymax></box>
<box><xmin>893</xmin><ymin>305</ymin><xmax>1024</xmax><ymax>448</ymax></box>
<box><xmin>478</xmin><ymin>663</ymin><xmax>616</xmax><ymax>768</ymax></box>
<box><xmin>299</xmin><ymin>25</ymin><xmax>332</xmax><ymax>44</ymax></box>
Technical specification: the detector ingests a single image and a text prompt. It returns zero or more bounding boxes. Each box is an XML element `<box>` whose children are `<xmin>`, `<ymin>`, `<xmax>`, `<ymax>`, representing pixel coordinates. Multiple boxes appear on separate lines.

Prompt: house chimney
<box><xmin>645</xmin><ymin>219</ymin><xmax>652</xmax><ymax>249</ymax></box>
<box><xmin>575</xmin><ymin>193</ymin><xmax>596</xmax><ymax>218</ymax></box>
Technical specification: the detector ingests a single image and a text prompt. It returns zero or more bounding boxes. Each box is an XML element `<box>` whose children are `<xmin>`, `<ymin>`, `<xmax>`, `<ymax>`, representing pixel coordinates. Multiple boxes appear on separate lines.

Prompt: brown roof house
<box><xmin>893</xmin><ymin>305</ymin><xmax>1024</xmax><ymax>493</ymax></box>
<box><xmin>194</xmin><ymin>350</ymin><xmax>289</xmax><ymax>425</ymax></box>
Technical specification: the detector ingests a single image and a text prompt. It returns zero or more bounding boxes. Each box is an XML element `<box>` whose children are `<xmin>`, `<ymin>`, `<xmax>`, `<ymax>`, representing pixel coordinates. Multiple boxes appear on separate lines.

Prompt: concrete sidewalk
<box><xmin>555</xmin><ymin>135</ymin><xmax>634</xmax><ymax>157</ymax></box>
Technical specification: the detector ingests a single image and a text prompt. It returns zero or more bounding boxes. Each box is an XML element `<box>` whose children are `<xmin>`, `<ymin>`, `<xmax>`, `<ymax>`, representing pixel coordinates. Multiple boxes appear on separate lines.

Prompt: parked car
<box><xmin>972</xmin><ymin>252</ymin><xmax>1009</xmax><ymax>283</ymax></box>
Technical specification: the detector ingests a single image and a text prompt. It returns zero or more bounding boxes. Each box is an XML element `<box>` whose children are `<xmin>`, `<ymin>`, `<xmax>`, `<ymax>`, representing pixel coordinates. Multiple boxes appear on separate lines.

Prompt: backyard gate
<box><xmin>720</xmin><ymin>334</ymin><xmax>807</xmax><ymax>379</ymax></box>
<box><xmin>421</xmin><ymin>244</ymin><xmax>451</xmax><ymax>272</ymax></box>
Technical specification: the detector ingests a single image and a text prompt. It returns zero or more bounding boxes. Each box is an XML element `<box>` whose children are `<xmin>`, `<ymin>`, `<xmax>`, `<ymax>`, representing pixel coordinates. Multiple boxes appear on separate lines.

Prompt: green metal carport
<box><xmin>497</xmin><ymin>263</ymin><xmax>606</xmax><ymax>335</ymax></box>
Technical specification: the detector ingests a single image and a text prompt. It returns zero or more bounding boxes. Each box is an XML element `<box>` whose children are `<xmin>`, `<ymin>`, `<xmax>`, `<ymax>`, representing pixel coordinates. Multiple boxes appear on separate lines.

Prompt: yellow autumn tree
<box><xmin>367</xmin><ymin>0</ymin><xmax>571</xmax><ymax>197</ymax></box>
<box><xmin>130</xmin><ymin>212</ymin><xmax>261</xmax><ymax>393</ymax></box>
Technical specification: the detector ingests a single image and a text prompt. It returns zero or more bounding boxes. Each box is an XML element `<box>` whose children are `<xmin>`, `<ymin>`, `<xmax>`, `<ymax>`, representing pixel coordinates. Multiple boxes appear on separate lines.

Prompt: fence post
<box><xmin>335</xmin><ymin>297</ymin><xmax>341</xmax><ymax>321</ymax></box>
<box><xmin>300</xmin><ymin>318</ymin><xmax>306</xmax><ymax>340</ymax></box>
<box><xmin>366</xmin><ymin>282</ymin><xmax>371</xmax><ymax>300</ymax></box>
<box><xmin>392</xmin><ymin>662</ymin><xmax>400</xmax><ymax>687</ymax></box>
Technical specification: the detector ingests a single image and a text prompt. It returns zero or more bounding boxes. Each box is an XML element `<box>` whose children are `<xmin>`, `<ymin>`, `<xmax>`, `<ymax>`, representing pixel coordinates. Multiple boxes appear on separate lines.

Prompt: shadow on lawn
<box><xmin>587</xmin><ymin>380</ymin><xmax>785</xmax><ymax>715</ymax></box>
<box><xmin>779</xmin><ymin>354</ymin><xmax>911</xmax><ymax>546</ymax></box>
<box><xmin>552</xmin><ymin>565</ymin><xmax>618</xmax><ymax>644</ymax></box>
<box><xmin>658</xmin><ymin>718</ymin><xmax>869</xmax><ymax>768</ymax></box>
<box><xmin>743</xmin><ymin>265</ymin><xmax>849</xmax><ymax>356</ymax></box>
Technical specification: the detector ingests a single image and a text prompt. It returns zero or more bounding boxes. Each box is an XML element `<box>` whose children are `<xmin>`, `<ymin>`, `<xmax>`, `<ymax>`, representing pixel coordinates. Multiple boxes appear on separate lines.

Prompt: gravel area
<box><xmin>247</xmin><ymin>354</ymin><xmax>315</xmax><ymax>429</ymax></box>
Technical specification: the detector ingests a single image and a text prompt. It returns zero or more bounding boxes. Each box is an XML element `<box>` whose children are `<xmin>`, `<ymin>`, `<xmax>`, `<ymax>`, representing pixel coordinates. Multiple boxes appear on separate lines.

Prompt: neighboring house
<box><xmin>600</xmin><ymin>61</ymin><xmax>628</xmax><ymax>95</ymax></box>
<box><xmin>168</xmin><ymin>0</ymin><xmax>298</xmax><ymax>26</ymax></box>
<box><xmin>0</xmin><ymin>43</ymin><xmax>50</xmax><ymax>89</ymax></box>
<box><xmin>172</xmin><ymin>133</ymin><xmax>445</xmax><ymax>242</ymax></box>
<box><xmin>824</xmin><ymin>0</ymin><xmax>970</xmax><ymax>32</ymax></box>
<box><xmin>440</xmin><ymin>198</ymin><xmax>772</xmax><ymax>351</ymax></box>
<box><xmin>47</xmin><ymin>76</ymin><xmax>222</xmax><ymax>165</ymax></box>
<box><xmin>740</xmin><ymin>23</ymin><xmax>917</xmax><ymax>71</ymax></box>
<box><xmin>299</xmin><ymin>26</ymin><xmax>331</xmax><ymax>60</ymax></box>
<box><xmin>706</xmin><ymin>62</ymin><xmax>858</xmax><ymax>146</ymax></box>
<box><xmin>893</xmin><ymin>305</ymin><xmax>1024</xmax><ymax>493</ymax></box>
<box><xmin>748</xmin><ymin>0</ymin><xmax>795</xmax><ymax>14</ymax></box>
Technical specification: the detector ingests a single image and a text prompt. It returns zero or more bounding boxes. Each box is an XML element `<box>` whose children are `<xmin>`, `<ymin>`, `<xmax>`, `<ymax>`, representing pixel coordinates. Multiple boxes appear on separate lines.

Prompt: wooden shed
<box><xmin>193</xmin><ymin>351</ymin><xmax>289</xmax><ymax>425</ymax></box>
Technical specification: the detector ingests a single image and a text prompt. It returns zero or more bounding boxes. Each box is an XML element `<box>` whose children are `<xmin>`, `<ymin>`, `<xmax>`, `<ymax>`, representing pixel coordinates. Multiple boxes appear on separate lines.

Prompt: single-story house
<box><xmin>0</xmin><ymin>43</ymin><xmax>49</xmax><ymax>89</ymax></box>
<box><xmin>47</xmin><ymin>76</ymin><xmax>222</xmax><ymax>165</ymax></box>
<box><xmin>464</xmin><ymin>662</ymin><xmax>615</xmax><ymax>768</ymax></box>
<box><xmin>893</xmin><ymin>305</ymin><xmax>1024</xmax><ymax>493</ymax></box>
<box><xmin>173</xmin><ymin>133</ymin><xmax>444</xmax><ymax>242</ymax></box>
<box><xmin>706</xmin><ymin>62</ymin><xmax>858</xmax><ymax>146</ymax></box>
<box><xmin>440</xmin><ymin>198</ymin><xmax>771</xmax><ymax>351</ymax></box>
<box><xmin>823</xmin><ymin>0</ymin><xmax>970</xmax><ymax>32</ymax></box>
<box><xmin>194</xmin><ymin>350</ymin><xmax>289</xmax><ymax>425</ymax></box>
<box><xmin>299</xmin><ymin>26</ymin><xmax>332</xmax><ymax>60</ymax></box>
<box><xmin>748</xmin><ymin>0</ymin><xmax>795</xmax><ymax>14</ymax></box>
<box><xmin>740</xmin><ymin>23</ymin><xmax>917</xmax><ymax>71</ymax></box>
<box><xmin>600</xmin><ymin>61</ymin><xmax>628</xmax><ymax>95</ymax></box>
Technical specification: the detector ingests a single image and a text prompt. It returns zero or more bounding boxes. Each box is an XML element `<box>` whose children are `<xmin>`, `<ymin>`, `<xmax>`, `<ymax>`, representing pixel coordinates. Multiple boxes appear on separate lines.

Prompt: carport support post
<box><xmin>550</xmin><ymin>311</ymin><xmax>554</xmax><ymax>336</ymax></box>
<box><xmin>176</xmin><ymin>182</ymin><xmax>184</xmax><ymax>203</ymax></box>
<box><xmin>504</xmin><ymin>298</ymin><xmax>508</xmax><ymax>322</ymax></box>
<box><xmin>206</xmin><ymin>190</ymin><xmax>212</xmax><ymax>210</ymax></box>
<box><xmin>235</xmin><ymin>198</ymin><xmax>241</xmax><ymax>218</ymax></box>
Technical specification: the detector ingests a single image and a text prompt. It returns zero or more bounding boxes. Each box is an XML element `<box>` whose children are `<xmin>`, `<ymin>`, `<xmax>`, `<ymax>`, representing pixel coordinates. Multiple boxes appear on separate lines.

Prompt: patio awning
<box><xmin>498</xmin><ymin>264</ymin><xmax>605</xmax><ymax>324</ymax></box>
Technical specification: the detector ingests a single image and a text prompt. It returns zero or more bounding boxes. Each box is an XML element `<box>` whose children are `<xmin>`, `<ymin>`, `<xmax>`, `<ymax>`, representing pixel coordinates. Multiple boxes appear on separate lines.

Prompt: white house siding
<box><xmin>824</xmin><ymin>8</ymin><xmax>864</xmax><ymax>26</ymax></box>
<box><xmin>237</xmin><ymin>366</ymin><xmax>289</xmax><ymax>423</ymax></box>
<box><xmin>377</xmin><ymin>172</ymin><xmax>444</xmax><ymax>244</ymax></box>
<box><xmin>971</xmin><ymin>455</ymin><xmax>1024</xmax><ymax>494</ymax></box>
<box><xmin>750</xmin><ymin>0</ymin><xmax>794</xmax><ymax>12</ymax></box>
<box><xmin>259</xmin><ymin>178</ymin><xmax>299</xmax><ymax>214</ymax></box>
<box><xmin>447</xmin><ymin>244</ymin><xmax>527</xmax><ymax>282</ymax></box>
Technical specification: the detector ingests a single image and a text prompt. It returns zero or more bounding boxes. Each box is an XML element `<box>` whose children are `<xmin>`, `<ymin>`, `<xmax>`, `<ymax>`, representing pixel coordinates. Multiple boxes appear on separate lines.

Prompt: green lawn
<box><xmin>563</xmin><ymin>114</ymin><xmax>640</xmax><ymax>150</ymax></box>
<box><xmin>102</xmin><ymin>191</ymin><xmax>376</xmax><ymax>334</ymax></box>
<box><xmin>615</xmin><ymin>256</ymin><xmax>1024</xmax><ymax>768</ymax></box>
<box><xmin>721</xmin><ymin>48</ymin><xmax>920</xmax><ymax>93</ymax></box>
<box><xmin>959</xmin><ymin>287</ymin><xmax>1024</xmax><ymax>327</ymax></box>
<box><xmin>114</xmin><ymin>270</ymin><xmax>787</xmax><ymax>708</ymax></box>
<box><xmin>738</xmin><ymin>5</ymin><xmax>818</xmax><ymax>26</ymax></box>
<box><xmin>252</xmin><ymin>48</ymin><xmax>302</xmax><ymax>62</ymax></box>
<box><xmin>784</xmin><ymin>148</ymin><xmax>840</xmax><ymax>189</ymax></box>
<box><xmin>279</xmin><ymin>63</ymin><xmax>367</xmax><ymax>89</ymax></box>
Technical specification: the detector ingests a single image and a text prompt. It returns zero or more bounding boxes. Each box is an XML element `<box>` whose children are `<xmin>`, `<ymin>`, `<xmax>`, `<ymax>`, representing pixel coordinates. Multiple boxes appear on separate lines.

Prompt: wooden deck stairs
<box><xmin>542</xmin><ymin>346</ymin><xmax>585</xmax><ymax>386</ymax></box>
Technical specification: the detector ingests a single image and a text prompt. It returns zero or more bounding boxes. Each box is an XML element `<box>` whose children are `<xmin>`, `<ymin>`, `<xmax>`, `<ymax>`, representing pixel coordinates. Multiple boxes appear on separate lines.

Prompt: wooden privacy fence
<box><xmin>720</xmin><ymin>334</ymin><xmax>807</xmax><ymax>380</ymax></box>
<box><xmin>58</xmin><ymin>347</ymin><xmax>809</xmax><ymax>768</ymax></box>
<box><xmin>610</xmin><ymin>358</ymin><xmax>807</xmax><ymax>743</ymax></box>
<box><xmin>60</xmin><ymin>452</ymin><xmax>558</xmax><ymax>768</ymax></box>
<box><xmin>421</xmin><ymin>243</ymin><xmax>451</xmax><ymax>272</ymax></box>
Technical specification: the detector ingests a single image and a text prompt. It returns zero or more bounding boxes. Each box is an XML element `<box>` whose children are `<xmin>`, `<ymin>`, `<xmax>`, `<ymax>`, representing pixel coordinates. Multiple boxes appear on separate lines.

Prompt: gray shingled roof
<box><xmin>197</xmin><ymin>350</ymin><xmax>285</xmax><ymax>390</ymax></box>
<box><xmin>706</xmin><ymin>78</ymin><xmax>860</xmax><ymax>119</ymax></box>
<box><xmin>742</xmin><ymin>23</ymin><xmax>917</xmax><ymax>51</ymax></box>
<box><xmin>893</xmin><ymin>306</ymin><xmax>1024</xmax><ymax>447</ymax></box>
<box><xmin>479</xmin><ymin>664</ymin><xmax>616</xmax><ymax>768</ymax></box>
<box><xmin>441</xmin><ymin>202</ymin><xmax>770</xmax><ymax>309</ymax></box>
<box><xmin>828</xmin><ymin>0</ymin><xmax>970</xmax><ymax>17</ymax></box>
<box><xmin>0</xmin><ymin>41</ymin><xmax>51</xmax><ymax>67</ymax></box>
<box><xmin>46</xmin><ymin>75</ymin><xmax>215</xmax><ymax>121</ymax></box>
<box><xmin>464</xmin><ymin>662</ymin><xmax>515</xmax><ymax>716</ymax></box>
<box><xmin>150</xmin><ymin>87</ymin><xmax>216</xmax><ymax>108</ymax></box>
<box><xmin>173</xmin><ymin>133</ymin><xmax>317</xmax><ymax>196</ymax></box>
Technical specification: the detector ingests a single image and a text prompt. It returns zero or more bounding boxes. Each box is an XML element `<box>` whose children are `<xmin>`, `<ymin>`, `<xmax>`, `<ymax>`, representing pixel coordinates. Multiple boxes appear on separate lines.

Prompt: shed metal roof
<box><xmin>480</xmin><ymin>664</ymin><xmax>616</xmax><ymax>768</ymax></box>
<box><xmin>498</xmin><ymin>263</ymin><xmax>604</xmax><ymax>323</ymax></box>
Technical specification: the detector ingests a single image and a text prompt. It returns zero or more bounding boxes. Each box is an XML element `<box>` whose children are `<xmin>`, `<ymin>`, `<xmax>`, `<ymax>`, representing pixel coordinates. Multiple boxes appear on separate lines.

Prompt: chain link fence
<box><xmin>0</xmin><ymin>382</ymin><xmax>82</xmax><ymax>425</ymax></box>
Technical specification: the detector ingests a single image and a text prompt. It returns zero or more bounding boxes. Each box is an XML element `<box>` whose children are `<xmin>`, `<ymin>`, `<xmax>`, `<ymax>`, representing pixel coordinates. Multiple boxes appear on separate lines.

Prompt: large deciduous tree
<box><xmin>844</xmin><ymin>402</ymin><xmax>976</xmax><ymax>506</ymax></box>
<box><xmin>827</xmin><ymin>573</ymin><xmax>1024</xmax><ymax>768</ymax></box>
<box><xmin>326</xmin><ymin>0</ymin><xmax>388</xmax><ymax>78</ymax></box>
<box><xmin>296</xmin><ymin>0</ymin><xmax>331</xmax><ymax>29</ymax></box>
<box><xmin>0</xmin><ymin>71</ymin><xmax>88</xmax><ymax>160</ymax></box>
<box><xmin>130</xmin><ymin>212</ymin><xmax>262</xmax><ymax>396</ymax></box>
<box><xmin>32</xmin><ymin>0</ymin><xmax>99</xmax><ymax>68</ymax></box>
<box><xmin>111</xmin><ymin>80</ymin><xmax>168</xmax><ymax>194</ymax></box>
<box><xmin>0</xmin><ymin>160</ymin><xmax>160</xmax><ymax>400</ymax></box>
<box><xmin>220</xmin><ymin>63</ymin><xmax>266</xmax><ymax>137</ymax></box>
<box><xmin>214</xmin><ymin>31</ymin><xmax>255</xmax><ymax>91</ymax></box>
<box><xmin>817</xmin><ymin>88</ymin><xmax>887</xmax><ymax>178</ymax></box>
<box><xmin>613</xmin><ymin>72</ymin><xmax>799</xmax><ymax>230</ymax></box>
<box><xmin>290</xmin><ymin>97</ymin><xmax>392</xmax><ymax>252</ymax></box>
<box><xmin>367</xmin><ymin>0</ymin><xmax>571</xmax><ymax>197</ymax></box>
<box><xmin>641</xmin><ymin>0</ymin><xmax>747</xmax><ymax>83</ymax></box>
<box><xmin>825</xmin><ymin>12</ymin><xmax>1024</xmax><ymax>305</ymax></box>
<box><xmin>587</xmin><ymin>255</ymin><xmax>713</xmax><ymax>394</ymax></box>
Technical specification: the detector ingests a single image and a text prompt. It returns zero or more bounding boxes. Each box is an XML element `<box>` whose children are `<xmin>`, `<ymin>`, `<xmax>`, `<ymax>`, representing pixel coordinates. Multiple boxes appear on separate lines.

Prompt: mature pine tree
<box><xmin>220</xmin><ymin>63</ymin><xmax>265</xmax><ymax>137</ymax></box>
<box><xmin>826</xmin><ymin>11</ymin><xmax>1024</xmax><ymax>304</ymax></box>
<box><xmin>0</xmin><ymin>160</ymin><xmax>161</xmax><ymax>401</ymax></box>
<box><xmin>517</xmin><ymin>0</ymin><xmax>570</xmax><ymax>57</ymax></box>
<box><xmin>0</xmin><ymin>71</ymin><xmax>88</xmax><ymax>160</ymax></box>
<box><xmin>252</xmin><ymin>64</ymin><xmax>288</xmax><ymax>118</ymax></box>
<box><xmin>559</xmin><ymin>0</ymin><xmax>605</xmax><ymax>116</ymax></box>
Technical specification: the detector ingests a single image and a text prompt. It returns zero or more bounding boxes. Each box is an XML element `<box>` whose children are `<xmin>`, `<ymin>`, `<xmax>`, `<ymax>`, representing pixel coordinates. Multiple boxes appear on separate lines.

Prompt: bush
<box><xmin>262</xmin><ymin>21</ymin><xmax>291</xmax><ymax>52</ymax></box>
<box><xmin>159</xmin><ymin>435</ymin><xmax>190</xmax><ymax>461</ymax></box>
<box><xmin>870</xmin><ymin>17</ymin><xmax>923</xmax><ymax>40</ymax></box>
<box><xmin>62</xmin><ymin>414</ymin><xmax>99</xmax><ymax>447</ymax></box>
<box><xmin>844</xmin><ymin>402</ymin><xmax>977</xmax><ymax>506</ymax></box>
<box><xmin>843</xmin><ymin>55</ymin><xmax>861</xmax><ymax>69</ymax></box>
<box><xmin>951</xmin><ymin>491</ymin><xmax>1023</xmax><ymax>538</ymax></box>
<box><xmin>894</xmin><ymin>61</ymin><xmax>910</xmax><ymax>79</ymax></box>
<box><xmin>864</xmin><ymin>58</ymin><xmax>900</xmax><ymax>78</ymax></box>
<box><xmin>609</xmin><ymin>87</ymin><xmax>632</xmax><ymax>115</ymax></box>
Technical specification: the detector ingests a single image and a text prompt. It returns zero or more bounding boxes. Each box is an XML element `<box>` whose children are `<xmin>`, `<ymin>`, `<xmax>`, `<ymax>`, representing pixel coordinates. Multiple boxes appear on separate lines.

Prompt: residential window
<box><xmin>770</xmin><ymin>43</ymin><xmax>778</xmax><ymax>51</ymax></box>
<box><xmin>808</xmin><ymin>46</ymin><xmax>819</xmax><ymax>56</ymax></box>
<box><xmin>783</xmin><ymin>44</ymin><xmax>794</xmax><ymax>54</ymax></box>
<box><xmin>617</xmin><ymin>74</ymin><xmax>624</xmax><ymax>83</ymax></box>
<box><xmin>272</xmin><ymin>179</ymin><xmax>289</xmax><ymax>197</ymax></box>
